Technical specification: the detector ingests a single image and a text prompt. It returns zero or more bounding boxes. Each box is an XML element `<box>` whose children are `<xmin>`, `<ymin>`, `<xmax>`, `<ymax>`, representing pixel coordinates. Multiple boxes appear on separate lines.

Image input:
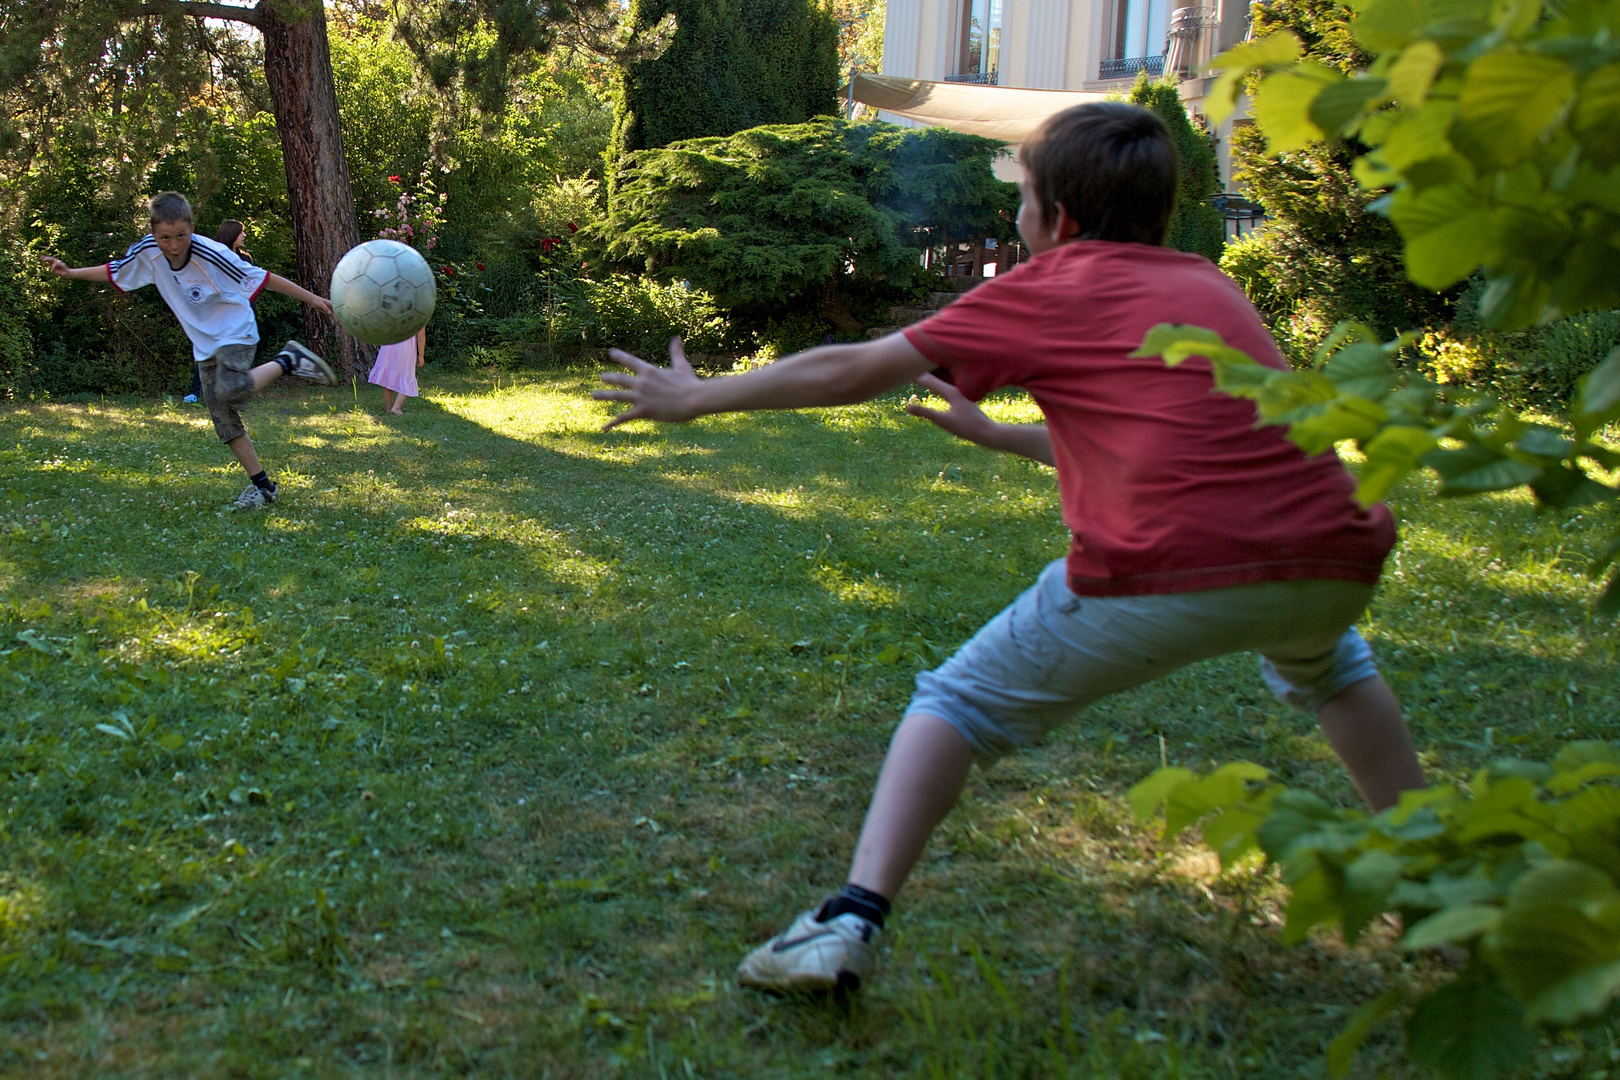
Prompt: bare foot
<box><xmin>388</xmin><ymin>407</ymin><xmax>404</xmax><ymax>415</ymax></box>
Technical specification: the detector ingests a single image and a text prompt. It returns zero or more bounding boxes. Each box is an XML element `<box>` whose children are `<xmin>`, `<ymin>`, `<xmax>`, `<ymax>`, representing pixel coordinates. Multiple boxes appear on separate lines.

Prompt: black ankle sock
<box><xmin>276</xmin><ymin>350</ymin><xmax>294</xmax><ymax>376</ymax></box>
<box><xmin>250</xmin><ymin>470</ymin><xmax>274</xmax><ymax>493</ymax></box>
<box><xmin>816</xmin><ymin>884</ymin><xmax>891</xmax><ymax>928</ymax></box>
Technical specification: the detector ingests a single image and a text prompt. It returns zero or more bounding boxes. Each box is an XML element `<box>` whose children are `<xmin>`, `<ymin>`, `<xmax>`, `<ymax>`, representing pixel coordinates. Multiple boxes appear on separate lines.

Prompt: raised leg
<box><xmin>249</xmin><ymin>362</ymin><xmax>282</xmax><ymax>392</ymax></box>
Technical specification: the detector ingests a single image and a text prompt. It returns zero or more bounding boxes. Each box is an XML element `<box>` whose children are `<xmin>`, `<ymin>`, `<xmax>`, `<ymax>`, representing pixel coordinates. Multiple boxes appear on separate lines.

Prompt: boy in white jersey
<box><xmin>44</xmin><ymin>191</ymin><xmax>340</xmax><ymax>510</ymax></box>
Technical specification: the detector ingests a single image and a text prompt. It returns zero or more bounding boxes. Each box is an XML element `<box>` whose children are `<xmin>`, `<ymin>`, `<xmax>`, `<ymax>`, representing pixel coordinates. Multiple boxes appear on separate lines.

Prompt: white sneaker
<box><xmin>277</xmin><ymin>341</ymin><xmax>338</xmax><ymax>386</ymax></box>
<box><xmin>735</xmin><ymin>907</ymin><xmax>879</xmax><ymax>993</ymax></box>
<box><xmin>232</xmin><ymin>481</ymin><xmax>278</xmax><ymax>511</ymax></box>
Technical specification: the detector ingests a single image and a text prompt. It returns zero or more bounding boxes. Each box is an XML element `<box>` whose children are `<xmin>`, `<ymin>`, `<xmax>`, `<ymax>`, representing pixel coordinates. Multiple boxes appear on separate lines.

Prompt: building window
<box><xmin>949</xmin><ymin>0</ymin><xmax>1003</xmax><ymax>85</ymax></box>
<box><xmin>1102</xmin><ymin>0</ymin><xmax>1169</xmax><ymax>79</ymax></box>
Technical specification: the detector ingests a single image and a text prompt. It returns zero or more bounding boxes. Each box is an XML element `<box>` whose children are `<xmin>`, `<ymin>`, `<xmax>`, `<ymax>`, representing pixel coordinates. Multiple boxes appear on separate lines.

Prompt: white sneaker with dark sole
<box><xmin>233</xmin><ymin>481</ymin><xmax>278</xmax><ymax>511</ymax></box>
<box><xmin>736</xmin><ymin>908</ymin><xmax>879</xmax><ymax>994</ymax></box>
<box><xmin>277</xmin><ymin>340</ymin><xmax>338</xmax><ymax>386</ymax></box>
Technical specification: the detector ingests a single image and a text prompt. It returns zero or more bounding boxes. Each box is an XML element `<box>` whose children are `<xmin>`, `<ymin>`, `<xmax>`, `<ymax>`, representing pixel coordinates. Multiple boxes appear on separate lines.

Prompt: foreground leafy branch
<box><xmin>1129</xmin><ymin>743</ymin><xmax>1620</xmax><ymax>1080</ymax></box>
<box><xmin>1201</xmin><ymin>0</ymin><xmax>1620</xmax><ymax>331</ymax></box>
<box><xmin>1132</xmin><ymin>322</ymin><xmax>1620</xmax><ymax>609</ymax></box>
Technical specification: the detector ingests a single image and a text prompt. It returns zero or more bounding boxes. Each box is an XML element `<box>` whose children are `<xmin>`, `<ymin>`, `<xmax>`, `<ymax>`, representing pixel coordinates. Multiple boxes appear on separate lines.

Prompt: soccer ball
<box><xmin>329</xmin><ymin>240</ymin><xmax>437</xmax><ymax>346</ymax></box>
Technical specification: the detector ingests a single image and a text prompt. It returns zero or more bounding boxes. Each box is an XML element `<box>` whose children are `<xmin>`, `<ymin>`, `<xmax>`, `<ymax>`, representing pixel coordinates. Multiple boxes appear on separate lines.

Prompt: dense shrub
<box><xmin>1128</xmin><ymin>78</ymin><xmax>1225</xmax><ymax>262</ymax></box>
<box><xmin>1419</xmin><ymin>283</ymin><xmax>1620</xmax><ymax>412</ymax></box>
<box><xmin>602</xmin><ymin>118</ymin><xmax>1016</xmax><ymax>334</ymax></box>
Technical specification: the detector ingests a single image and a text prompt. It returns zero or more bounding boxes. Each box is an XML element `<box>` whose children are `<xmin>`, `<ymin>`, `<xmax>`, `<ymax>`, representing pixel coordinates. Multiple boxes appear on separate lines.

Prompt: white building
<box><xmin>865</xmin><ymin>0</ymin><xmax>1251</xmax><ymax>185</ymax></box>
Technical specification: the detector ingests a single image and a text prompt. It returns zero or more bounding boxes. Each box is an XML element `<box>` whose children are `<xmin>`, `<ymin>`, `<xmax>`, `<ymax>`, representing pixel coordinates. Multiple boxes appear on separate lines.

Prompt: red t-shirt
<box><xmin>903</xmin><ymin>241</ymin><xmax>1395</xmax><ymax>597</ymax></box>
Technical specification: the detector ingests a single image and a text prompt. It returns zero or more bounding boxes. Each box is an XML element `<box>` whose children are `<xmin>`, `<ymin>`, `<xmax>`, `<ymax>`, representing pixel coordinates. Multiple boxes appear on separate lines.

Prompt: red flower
<box><xmin>475</xmin><ymin>262</ymin><xmax>485</xmax><ymax>271</ymax></box>
<box><xmin>440</xmin><ymin>265</ymin><xmax>454</xmax><ymax>276</ymax></box>
<box><xmin>566</xmin><ymin>221</ymin><xmax>579</xmax><ymax>233</ymax></box>
<box><xmin>388</xmin><ymin>175</ymin><xmax>401</xmax><ymax>183</ymax></box>
<box><xmin>540</xmin><ymin>237</ymin><xmax>563</xmax><ymax>253</ymax></box>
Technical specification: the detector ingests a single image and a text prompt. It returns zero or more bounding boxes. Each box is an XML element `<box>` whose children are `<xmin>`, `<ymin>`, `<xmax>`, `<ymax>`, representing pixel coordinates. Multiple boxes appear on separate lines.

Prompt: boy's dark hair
<box><xmin>1020</xmin><ymin>102</ymin><xmax>1178</xmax><ymax>246</ymax></box>
<box><xmin>215</xmin><ymin>219</ymin><xmax>245</xmax><ymax>249</ymax></box>
<box><xmin>149</xmin><ymin>191</ymin><xmax>193</xmax><ymax>226</ymax></box>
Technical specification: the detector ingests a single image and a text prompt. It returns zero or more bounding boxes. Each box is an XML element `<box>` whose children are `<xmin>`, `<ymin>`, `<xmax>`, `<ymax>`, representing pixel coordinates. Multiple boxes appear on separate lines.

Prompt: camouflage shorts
<box><xmin>198</xmin><ymin>344</ymin><xmax>257</xmax><ymax>443</ymax></box>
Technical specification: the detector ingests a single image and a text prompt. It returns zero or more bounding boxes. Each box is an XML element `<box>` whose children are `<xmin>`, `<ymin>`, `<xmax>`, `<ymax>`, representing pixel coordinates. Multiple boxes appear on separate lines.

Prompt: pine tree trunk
<box><xmin>259</xmin><ymin>1</ymin><xmax>363</xmax><ymax>372</ymax></box>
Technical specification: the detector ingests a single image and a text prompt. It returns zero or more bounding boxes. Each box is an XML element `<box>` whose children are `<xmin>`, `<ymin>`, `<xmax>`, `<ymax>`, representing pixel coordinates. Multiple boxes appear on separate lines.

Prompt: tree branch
<box><xmin>129</xmin><ymin>2</ymin><xmax>265</xmax><ymax>30</ymax></box>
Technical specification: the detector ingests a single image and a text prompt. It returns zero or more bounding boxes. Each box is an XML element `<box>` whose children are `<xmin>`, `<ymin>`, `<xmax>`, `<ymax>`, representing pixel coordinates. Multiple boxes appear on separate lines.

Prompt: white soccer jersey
<box><xmin>108</xmin><ymin>234</ymin><xmax>270</xmax><ymax>363</ymax></box>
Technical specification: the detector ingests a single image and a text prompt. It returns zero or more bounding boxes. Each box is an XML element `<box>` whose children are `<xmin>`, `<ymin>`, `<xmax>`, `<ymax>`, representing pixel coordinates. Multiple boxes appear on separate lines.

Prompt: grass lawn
<box><xmin>0</xmin><ymin>368</ymin><xmax>1613</xmax><ymax>1078</ymax></box>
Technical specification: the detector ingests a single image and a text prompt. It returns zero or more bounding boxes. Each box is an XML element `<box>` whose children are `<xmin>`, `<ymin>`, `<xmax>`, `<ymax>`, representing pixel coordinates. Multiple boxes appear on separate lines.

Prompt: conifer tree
<box><xmin>611</xmin><ymin>0</ymin><xmax>839</xmax><ymax>170</ymax></box>
<box><xmin>1128</xmin><ymin>77</ymin><xmax>1226</xmax><ymax>262</ymax></box>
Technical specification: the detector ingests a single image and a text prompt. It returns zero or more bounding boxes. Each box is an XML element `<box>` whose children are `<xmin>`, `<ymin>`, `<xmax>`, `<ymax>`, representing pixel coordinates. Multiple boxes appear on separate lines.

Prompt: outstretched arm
<box><xmin>906</xmin><ymin>373</ymin><xmax>1055</xmax><ymax>466</ymax></box>
<box><xmin>593</xmin><ymin>333</ymin><xmax>934</xmax><ymax>431</ymax></box>
<box><xmin>43</xmin><ymin>258</ymin><xmax>111</xmax><ymax>283</ymax></box>
<box><xmin>263</xmin><ymin>273</ymin><xmax>334</xmax><ymax>317</ymax></box>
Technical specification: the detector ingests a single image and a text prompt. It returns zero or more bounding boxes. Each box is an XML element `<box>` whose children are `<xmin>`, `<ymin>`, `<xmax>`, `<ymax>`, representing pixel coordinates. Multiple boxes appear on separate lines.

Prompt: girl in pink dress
<box><xmin>368</xmin><ymin>326</ymin><xmax>425</xmax><ymax>414</ymax></box>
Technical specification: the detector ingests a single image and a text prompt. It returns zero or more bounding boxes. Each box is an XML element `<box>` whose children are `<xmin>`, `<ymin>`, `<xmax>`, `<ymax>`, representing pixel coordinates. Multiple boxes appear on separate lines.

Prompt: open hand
<box><xmin>42</xmin><ymin>257</ymin><xmax>69</xmax><ymax>277</ymax></box>
<box><xmin>310</xmin><ymin>296</ymin><xmax>334</xmax><ymax>317</ymax></box>
<box><xmin>905</xmin><ymin>372</ymin><xmax>998</xmax><ymax>444</ymax></box>
<box><xmin>593</xmin><ymin>338</ymin><xmax>703</xmax><ymax>431</ymax></box>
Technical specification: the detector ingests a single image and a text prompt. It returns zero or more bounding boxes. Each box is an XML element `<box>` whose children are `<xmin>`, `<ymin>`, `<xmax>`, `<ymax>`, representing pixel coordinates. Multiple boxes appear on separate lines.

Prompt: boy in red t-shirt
<box><xmin>594</xmin><ymin>102</ymin><xmax>1425</xmax><ymax>994</ymax></box>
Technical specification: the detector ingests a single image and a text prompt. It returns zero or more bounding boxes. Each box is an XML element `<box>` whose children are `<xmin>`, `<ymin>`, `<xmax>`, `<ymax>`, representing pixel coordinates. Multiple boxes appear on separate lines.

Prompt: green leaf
<box><xmin>1286</xmin><ymin>398</ymin><xmax>1388</xmax><ymax>455</ymax></box>
<box><xmin>1310</xmin><ymin>77</ymin><xmax>1388</xmax><ymax>137</ymax></box>
<box><xmin>1600</xmin><ymin>573</ymin><xmax>1620</xmax><ymax>616</ymax></box>
<box><xmin>1506</xmin><ymin>860</ymin><xmax>1614</xmax><ymax>909</ymax></box>
<box><xmin>1512</xmin><ymin>425</ymin><xmax>1574</xmax><ymax>460</ymax></box>
<box><xmin>1529</xmin><ymin>463</ymin><xmax>1614</xmax><ymax>511</ymax></box>
<box><xmin>1255</xmin><ymin>789</ymin><xmax>1357</xmax><ymax>861</ymax></box>
<box><xmin>1389</xmin><ymin>184</ymin><xmax>1501</xmax><ymax>290</ymax></box>
<box><xmin>1403</xmin><ymin>904</ymin><xmax>1502</xmax><ymax>949</ymax></box>
<box><xmin>1378</xmin><ymin>98</ymin><xmax>1462</xmax><ymax>172</ymax></box>
<box><xmin>1281</xmin><ymin>861</ymin><xmax>1341</xmax><ymax>945</ymax></box>
<box><xmin>1544</xmin><ymin>759</ymin><xmax>1620</xmax><ymax>795</ymax></box>
<box><xmin>1327</xmin><ymin>987</ymin><xmax>1405</xmax><ymax>1079</ymax></box>
<box><xmin>1165</xmin><ymin>762</ymin><xmax>1270</xmax><ymax>836</ymax></box>
<box><xmin>1386</xmin><ymin>40</ymin><xmax>1444</xmax><ymax>105</ymax></box>
<box><xmin>1529</xmin><ymin>958</ymin><xmax>1620</xmax><ymax>1024</ymax></box>
<box><xmin>1205</xmin><ymin>32</ymin><xmax>1304</xmax><ymax>124</ymax></box>
<box><xmin>1255</xmin><ymin>67</ymin><xmax>1341</xmax><ymax>154</ymax></box>
<box><xmin>158</xmin><ymin>731</ymin><xmax>184</xmax><ymax>751</ymax></box>
<box><xmin>1391</xmin><ymin>871</ymin><xmax>1502</xmax><ymax>911</ymax></box>
<box><xmin>1343</xmin><ymin>848</ymin><xmax>1405</xmax><ymax>945</ymax></box>
<box><xmin>1202</xmin><ymin>803</ymin><xmax>1271</xmax><ymax>867</ymax></box>
<box><xmin>1573</xmin><ymin>346</ymin><xmax>1620</xmax><ymax>441</ymax></box>
<box><xmin>1491</xmin><ymin>902</ymin><xmax>1619</xmax><ymax>1004</ymax></box>
<box><xmin>1127</xmin><ymin>766</ymin><xmax>1195</xmax><ymax>823</ymax></box>
<box><xmin>1553</xmin><ymin>741</ymin><xmax>1620</xmax><ymax>773</ymax></box>
<box><xmin>1574</xmin><ymin>63</ymin><xmax>1620</xmax><ymax>166</ymax></box>
<box><xmin>1458</xmin><ymin>49</ymin><xmax>1577</xmax><ymax>166</ymax></box>
<box><xmin>1424</xmin><ymin>445</ymin><xmax>1543</xmax><ymax>495</ymax></box>
<box><xmin>1405</xmin><ymin>972</ymin><xmax>1533</xmax><ymax>1080</ymax></box>
<box><xmin>1323</xmin><ymin>342</ymin><xmax>1397</xmax><ymax>399</ymax></box>
<box><xmin>1356</xmin><ymin>424</ymin><xmax>1438</xmax><ymax>505</ymax></box>
<box><xmin>1553</xmin><ymin>784</ymin><xmax>1620</xmax><ymax>839</ymax></box>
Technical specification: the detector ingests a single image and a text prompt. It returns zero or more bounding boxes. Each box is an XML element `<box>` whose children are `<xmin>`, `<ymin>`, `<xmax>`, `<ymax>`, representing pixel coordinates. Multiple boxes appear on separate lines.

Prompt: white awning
<box><xmin>848</xmin><ymin>72</ymin><xmax>1109</xmax><ymax>143</ymax></box>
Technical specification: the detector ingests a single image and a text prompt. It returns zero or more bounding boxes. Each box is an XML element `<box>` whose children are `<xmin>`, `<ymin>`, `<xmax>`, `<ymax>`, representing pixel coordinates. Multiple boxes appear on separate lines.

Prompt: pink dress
<box><xmin>367</xmin><ymin>337</ymin><xmax>419</xmax><ymax>396</ymax></box>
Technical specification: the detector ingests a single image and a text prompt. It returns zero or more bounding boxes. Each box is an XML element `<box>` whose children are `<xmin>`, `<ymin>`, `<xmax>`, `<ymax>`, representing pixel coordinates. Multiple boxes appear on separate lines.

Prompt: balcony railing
<box><xmin>944</xmin><ymin>71</ymin><xmax>999</xmax><ymax>85</ymax></box>
<box><xmin>1098</xmin><ymin>55</ymin><xmax>1165</xmax><ymax>80</ymax></box>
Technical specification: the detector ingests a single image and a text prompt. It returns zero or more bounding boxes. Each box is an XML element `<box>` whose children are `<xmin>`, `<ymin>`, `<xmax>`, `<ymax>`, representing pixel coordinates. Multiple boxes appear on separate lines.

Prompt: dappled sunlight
<box><xmin>0</xmin><ymin>876</ymin><xmax>49</xmax><ymax>943</ymax></box>
<box><xmin>810</xmin><ymin>565</ymin><xmax>905</xmax><ymax>608</ymax></box>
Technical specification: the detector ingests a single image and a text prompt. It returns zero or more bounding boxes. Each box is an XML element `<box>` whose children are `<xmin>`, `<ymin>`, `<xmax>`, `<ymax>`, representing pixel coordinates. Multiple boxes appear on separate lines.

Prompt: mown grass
<box><xmin>0</xmin><ymin>368</ymin><xmax>1614</xmax><ymax>1078</ymax></box>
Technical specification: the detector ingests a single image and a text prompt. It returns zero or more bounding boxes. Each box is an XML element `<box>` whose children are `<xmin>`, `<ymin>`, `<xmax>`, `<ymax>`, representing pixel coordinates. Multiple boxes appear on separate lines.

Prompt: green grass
<box><xmin>0</xmin><ymin>369</ymin><xmax>1615</xmax><ymax>1078</ymax></box>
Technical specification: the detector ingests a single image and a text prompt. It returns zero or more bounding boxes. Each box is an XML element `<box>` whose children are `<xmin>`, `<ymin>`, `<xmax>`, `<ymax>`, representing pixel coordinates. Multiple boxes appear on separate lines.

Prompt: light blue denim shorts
<box><xmin>909</xmin><ymin>558</ymin><xmax>1380</xmax><ymax>761</ymax></box>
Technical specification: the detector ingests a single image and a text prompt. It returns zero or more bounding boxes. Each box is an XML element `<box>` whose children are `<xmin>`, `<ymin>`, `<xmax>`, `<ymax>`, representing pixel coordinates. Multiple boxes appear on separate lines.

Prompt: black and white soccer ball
<box><xmin>330</xmin><ymin>240</ymin><xmax>437</xmax><ymax>346</ymax></box>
